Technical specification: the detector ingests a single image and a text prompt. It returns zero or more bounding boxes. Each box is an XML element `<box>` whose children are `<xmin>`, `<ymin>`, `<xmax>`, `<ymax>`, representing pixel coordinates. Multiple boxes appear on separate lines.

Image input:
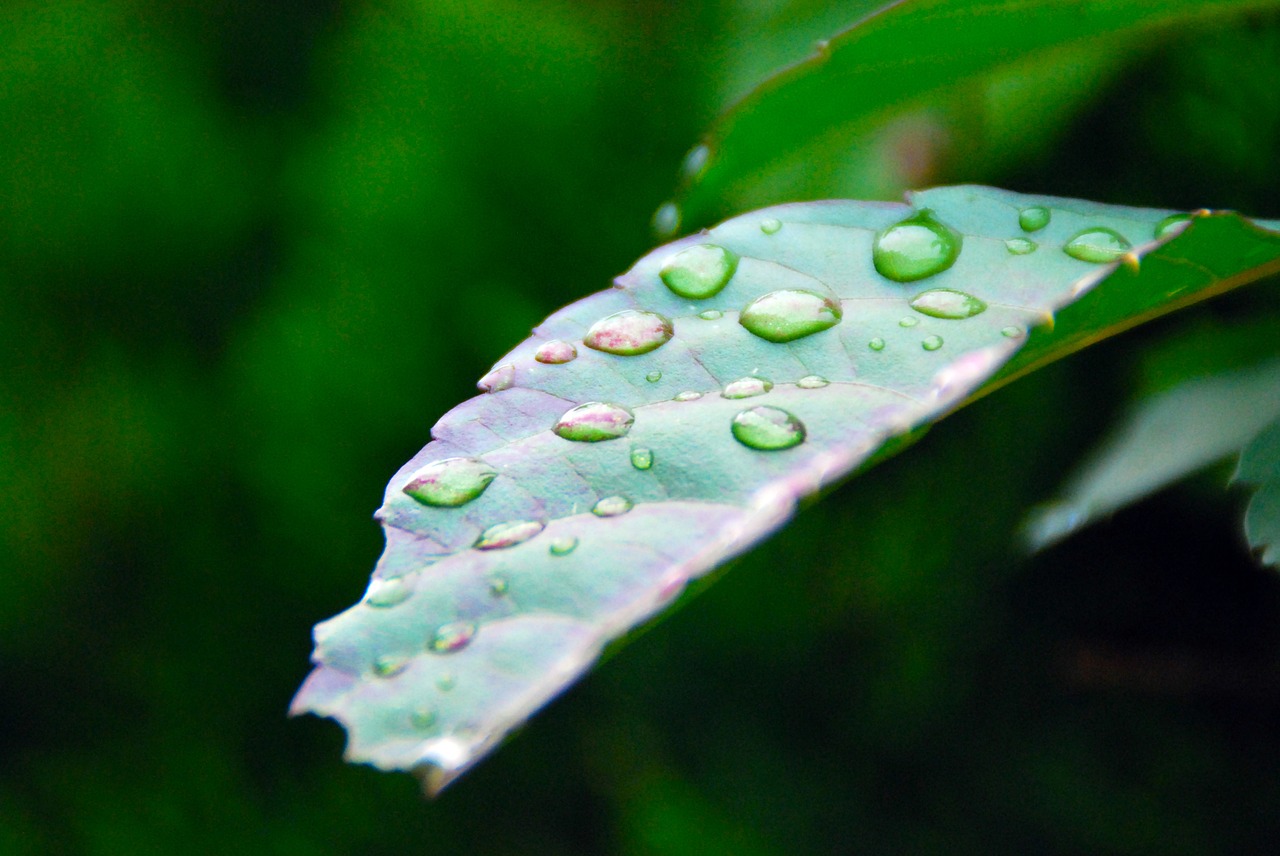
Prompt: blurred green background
<box><xmin>4</xmin><ymin>1</ymin><xmax>1280</xmax><ymax>853</ymax></box>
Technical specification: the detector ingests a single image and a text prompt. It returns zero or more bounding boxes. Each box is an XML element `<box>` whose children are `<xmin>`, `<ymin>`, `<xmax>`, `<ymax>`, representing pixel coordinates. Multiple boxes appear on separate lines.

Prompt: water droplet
<box><xmin>1154</xmin><ymin>213</ymin><xmax>1192</xmax><ymax>240</ymax></box>
<box><xmin>475</xmin><ymin>519</ymin><xmax>545</xmax><ymax>550</ymax></box>
<box><xmin>739</xmin><ymin>289</ymin><xmax>842</xmax><ymax>343</ymax></box>
<box><xmin>1001</xmin><ymin>326</ymin><xmax>1023</xmax><ymax>338</ymax></box>
<box><xmin>681</xmin><ymin>144</ymin><xmax>711</xmax><ymax>180</ymax></box>
<box><xmin>698</xmin><ymin>309</ymin><xmax>723</xmax><ymax>320</ymax></box>
<box><xmin>722</xmin><ymin>376</ymin><xmax>773</xmax><ymax>399</ymax></box>
<box><xmin>549</xmin><ymin>536</ymin><xmax>579</xmax><ymax>556</ymax></box>
<box><xmin>477</xmin><ymin>364</ymin><xmax>515</xmax><ymax>392</ymax></box>
<box><xmin>660</xmin><ymin>244</ymin><xmax>738</xmax><ymax>299</ymax></box>
<box><xmin>868</xmin><ymin>337</ymin><xmax>886</xmax><ymax>351</ymax></box>
<box><xmin>873</xmin><ymin>209</ymin><xmax>962</xmax><ymax>282</ymax></box>
<box><xmin>488</xmin><ymin>576</ymin><xmax>509</xmax><ymax>596</ymax></box>
<box><xmin>373</xmin><ymin>654</ymin><xmax>408</xmax><ymax>678</ymax></box>
<box><xmin>553</xmin><ymin>402</ymin><xmax>634</xmax><ymax>442</ymax></box>
<box><xmin>430</xmin><ymin>621</ymin><xmax>477</xmax><ymax>653</ymax></box>
<box><xmin>674</xmin><ymin>391</ymin><xmax>702</xmax><ymax>402</ymax></box>
<box><xmin>921</xmin><ymin>335</ymin><xmax>944</xmax><ymax>351</ymax></box>
<box><xmin>909</xmin><ymin>288</ymin><xmax>987</xmax><ymax>320</ymax></box>
<box><xmin>652</xmin><ymin>201</ymin><xmax>680</xmax><ymax>238</ymax></box>
<box><xmin>366</xmin><ymin>576</ymin><xmax>413</xmax><ymax>609</ymax></box>
<box><xmin>760</xmin><ymin>218</ymin><xmax>782</xmax><ymax>235</ymax></box>
<box><xmin>898</xmin><ymin>316</ymin><xmax>919</xmax><ymax>328</ymax></box>
<box><xmin>1005</xmin><ymin>238</ymin><xmax>1037</xmax><ymax>255</ymax></box>
<box><xmin>583</xmin><ymin>310</ymin><xmax>673</xmax><ymax>356</ymax></box>
<box><xmin>436</xmin><ymin>672</ymin><xmax>457</xmax><ymax>692</ymax></box>
<box><xmin>630</xmin><ymin>447</ymin><xmax>654</xmax><ymax>470</ymax></box>
<box><xmin>646</xmin><ymin>370</ymin><xmax>662</xmax><ymax>382</ymax></box>
<box><xmin>1018</xmin><ymin>206</ymin><xmax>1050</xmax><ymax>232</ymax></box>
<box><xmin>403</xmin><ymin>457</ymin><xmax>498</xmax><ymax>507</ymax></box>
<box><xmin>592</xmin><ymin>495</ymin><xmax>633</xmax><ymax>517</ymax></box>
<box><xmin>534</xmin><ymin>339</ymin><xmax>577</xmax><ymax>364</ymax></box>
<box><xmin>410</xmin><ymin>708</ymin><xmax>438</xmax><ymax>730</ymax></box>
<box><xmin>797</xmin><ymin>375</ymin><xmax>829</xmax><ymax>389</ymax></box>
<box><xmin>1064</xmin><ymin>227</ymin><xmax>1132</xmax><ymax>263</ymax></box>
<box><xmin>731</xmin><ymin>406</ymin><xmax>806</xmax><ymax>451</ymax></box>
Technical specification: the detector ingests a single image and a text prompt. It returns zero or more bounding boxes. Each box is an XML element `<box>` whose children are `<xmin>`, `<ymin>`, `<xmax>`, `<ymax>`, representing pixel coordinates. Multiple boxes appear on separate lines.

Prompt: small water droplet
<box><xmin>366</xmin><ymin>576</ymin><xmax>413</xmax><ymax>608</ymax></box>
<box><xmin>592</xmin><ymin>495</ymin><xmax>633</xmax><ymax>517</ymax></box>
<box><xmin>436</xmin><ymin>672</ymin><xmax>457</xmax><ymax>692</ymax></box>
<box><xmin>760</xmin><ymin>218</ymin><xmax>782</xmax><ymax>235</ymax></box>
<box><xmin>583</xmin><ymin>310</ymin><xmax>673</xmax><ymax>356</ymax></box>
<box><xmin>681</xmin><ymin>144</ymin><xmax>711</xmax><ymax>180</ymax></box>
<box><xmin>674</xmin><ymin>391</ymin><xmax>702</xmax><ymax>402</ymax></box>
<box><xmin>1064</xmin><ymin>227</ymin><xmax>1132</xmax><ymax>263</ymax></box>
<box><xmin>698</xmin><ymin>309</ymin><xmax>723</xmax><ymax>320</ymax></box>
<box><xmin>410</xmin><ymin>708</ymin><xmax>437</xmax><ymax>730</ymax></box>
<box><xmin>474</xmin><ymin>519</ymin><xmax>545</xmax><ymax>550</ymax></box>
<box><xmin>660</xmin><ymin>244</ymin><xmax>738</xmax><ymax>299</ymax></box>
<box><xmin>731</xmin><ymin>406</ymin><xmax>806</xmax><ymax>451</ymax></box>
<box><xmin>873</xmin><ymin>209</ymin><xmax>962</xmax><ymax>282</ymax></box>
<box><xmin>909</xmin><ymin>288</ymin><xmax>987</xmax><ymax>319</ymax></box>
<box><xmin>739</xmin><ymin>289</ymin><xmax>842</xmax><ymax>343</ymax></box>
<box><xmin>1001</xmin><ymin>326</ymin><xmax>1023</xmax><ymax>338</ymax></box>
<box><xmin>553</xmin><ymin>402</ymin><xmax>634</xmax><ymax>442</ymax></box>
<box><xmin>652</xmin><ymin>201</ymin><xmax>681</xmax><ymax>238</ymax></box>
<box><xmin>630</xmin><ymin>447</ymin><xmax>654</xmax><ymax>470</ymax></box>
<box><xmin>488</xmin><ymin>576</ymin><xmax>509</xmax><ymax>596</ymax></box>
<box><xmin>534</xmin><ymin>339</ymin><xmax>577</xmax><ymax>364</ymax></box>
<box><xmin>921</xmin><ymin>335</ymin><xmax>944</xmax><ymax>351</ymax></box>
<box><xmin>373</xmin><ymin>654</ymin><xmax>408</xmax><ymax>678</ymax></box>
<box><xmin>549</xmin><ymin>536</ymin><xmax>579</xmax><ymax>556</ymax></box>
<box><xmin>403</xmin><ymin>457</ymin><xmax>497</xmax><ymax>507</ymax></box>
<box><xmin>868</xmin><ymin>337</ymin><xmax>886</xmax><ymax>351</ymax></box>
<box><xmin>430</xmin><ymin>621</ymin><xmax>477</xmax><ymax>653</ymax></box>
<box><xmin>1005</xmin><ymin>238</ymin><xmax>1037</xmax><ymax>255</ymax></box>
<box><xmin>646</xmin><ymin>370</ymin><xmax>662</xmax><ymax>382</ymax></box>
<box><xmin>797</xmin><ymin>375</ymin><xmax>830</xmax><ymax>389</ymax></box>
<box><xmin>898</xmin><ymin>316</ymin><xmax>919</xmax><ymax>328</ymax></box>
<box><xmin>722</xmin><ymin>377</ymin><xmax>773</xmax><ymax>399</ymax></box>
<box><xmin>477</xmin><ymin>364</ymin><xmax>515</xmax><ymax>392</ymax></box>
<box><xmin>1154</xmin><ymin>213</ymin><xmax>1192</xmax><ymax>240</ymax></box>
<box><xmin>1018</xmin><ymin>206</ymin><xmax>1051</xmax><ymax>232</ymax></box>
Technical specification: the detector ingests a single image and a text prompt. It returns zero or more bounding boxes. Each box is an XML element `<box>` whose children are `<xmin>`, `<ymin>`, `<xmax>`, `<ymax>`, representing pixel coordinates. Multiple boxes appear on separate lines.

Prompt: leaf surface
<box><xmin>292</xmin><ymin>186</ymin><xmax>1280</xmax><ymax>792</ymax></box>
<box><xmin>1235</xmin><ymin>418</ymin><xmax>1280</xmax><ymax>567</ymax></box>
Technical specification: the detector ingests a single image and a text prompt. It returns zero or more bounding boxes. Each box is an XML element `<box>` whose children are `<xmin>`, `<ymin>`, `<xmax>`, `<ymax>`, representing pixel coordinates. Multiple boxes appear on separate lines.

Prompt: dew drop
<box><xmin>909</xmin><ymin>288</ymin><xmax>987</xmax><ymax>319</ymax></box>
<box><xmin>698</xmin><ymin>309</ymin><xmax>723</xmax><ymax>321</ymax></box>
<box><xmin>534</xmin><ymin>339</ymin><xmax>577</xmax><ymax>364</ymax></box>
<box><xmin>1064</xmin><ymin>227</ymin><xmax>1132</xmax><ymax>263</ymax></box>
<box><xmin>430</xmin><ymin>621</ymin><xmax>477</xmax><ymax>654</ymax></box>
<box><xmin>921</xmin><ymin>335</ymin><xmax>944</xmax><ymax>351</ymax></box>
<box><xmin>760</xmin><ymin>218</ymin><xmax>782</xmax><ymax>235</ymax></box>
<box><xmin>592</xmin><ymin>495</ymin><xmax>633</xmax><ymax>517</ymax></box>
<box><xmin>403</xmin><ymin>457</ymin><xmax>498</xmax><ymax>507</ymax></box>
<box><xmin>553</xmin><ymin>402</ymin><xmax>634</xmax><ymax>442</ymax></box>
<box><xmin>1018</xmin><ymin>206</ymin><xmax>1051</xmax><ymax>232</ymax></box>
<box><xmin>674</xmin><ymin>391</ymin><xmax>702</xmax><ymax>402</ymax></box>
<box><xmin>365</xmin><ymin>576</ymin><xmax>413</xmax><ymax>609</ymax></box>
<box><xmin>739</xmin><ymin>289</ymin><xmax>842</xmax><ymax>343</ymax></box>
<box><xmin>583</xmin><ymin>309</ymin><xmax>673</xmax><ymax>356</ymax></box>
<box><xmin>797</xmin><ymin>375</ymin><xmax>830</xmax><ymax>389</ymax></box>
<box><xmin>410</xmin><ymin>708</ymin><xmax>438</xmax><ymax>730</ymax></box>
<box><xmin>731</xmin><ymin>406</ymin><xmax>806</xmax><ymax>451</ymax></box>
<box><xmin>646</xmin><ymin>370</ymin><xmax>662</xmax><ymax>382</ymax></box>
<box><xmin>477</xmin><ymin>364</ymin><xmax>515</xmax><ymax>393</ymax></box>
<box><xmin>474</xmin><ymin>519</ymin><xmax>545</xmax><ymax>550</ymax></box>
<box><xmin>681</xmin><ymin>143</ymin><xmax>711</xmax><ymax>180</ymax></box>
<box><xmin>436</xmin><ymin>672</ymin><xmax>457</xmax><ymax>692</ymax></box>
<box><xmin>652</xmin><ymin>201</ymin><xmax>681</xmax><ymax>238</ymax></box>
<box><xmin>373</xmin><ymin>654</ymin><xmax>408</xmax><ymax>678</ymax></box>
<box><xmin>488</xmin><ymin>576</ymin><xmax>509</xmax><ymax>596</ymax></box>
<box><xmin>1005</xmin><ymin>238</ymin><xmax>1037</xmax><ymax>255</ymax></box>
<box><xmin>1155</xmin><ymin>213</ymin><xmax>1192</xmax><ymax>240</ymax></box>
<box><xmin>630</xmin><ymin>447</ymin><xmax>654</xmax><ymax>470</ymax></box>
<box><xmin>660</xmin><ymin>244</ymin><xmax>739</xmax><ymax>299</ymax></box>
<box><xmin>549</xmin><ymin>536</ymin><xmax>579</xmax><ymax>556</ymax></box>
<box><xmin>872</xmin><ymin>209</ymin><xmax>962</xmax><ymax>282</ymax></box>
<box><xmin>722</xmin><ymin>376</ymin><xmax>773</xmax><ymax>399</ymax></box>
<box><xmin>868</xmin><ymin>337</ymin><xmax>886</xmax><ymax>351</ymax></box>
<box><xmin>898</xmin><ymin>316</ymin><xmax>919</xmax><ymax>328</ymax></box>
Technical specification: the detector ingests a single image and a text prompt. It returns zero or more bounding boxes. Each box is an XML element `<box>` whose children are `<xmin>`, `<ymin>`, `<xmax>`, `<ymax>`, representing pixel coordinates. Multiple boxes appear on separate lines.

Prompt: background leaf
<box><xmin>1235</xmin><ymin>418</ymin><xmax>1280</xmax><ymax>566</ymax></box>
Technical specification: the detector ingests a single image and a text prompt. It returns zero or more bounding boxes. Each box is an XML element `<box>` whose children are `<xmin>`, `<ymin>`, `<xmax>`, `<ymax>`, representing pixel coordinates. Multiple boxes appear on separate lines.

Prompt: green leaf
<box><xmin>1234</xmin><ymin>417</ymin><xmax>1280</xmax><ymax>567</ymax></box>
<box><xmin>668</xmin><ymin>0</ymin><xmax>1280</xmax><ymax>231</ymax></box>
<box><xmin>291</xmin><ymin>186</ymin><xmax>1280</xmax><ymax>792</ymax></box>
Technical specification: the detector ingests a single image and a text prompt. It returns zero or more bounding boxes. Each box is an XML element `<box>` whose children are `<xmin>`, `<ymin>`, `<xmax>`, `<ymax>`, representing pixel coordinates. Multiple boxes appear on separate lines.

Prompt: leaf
<box><xmin>291</xmin><ymin>186</ymin><xmax>1280</xmax><ymax>792</ymax></box>
<box><xmin>1025</xmin><ymin>357</ymin><xmax>1280</xmax><ymax>549</ymax></box>
<box><xmin>1234</xmin><ymin>417</ymin><xmax>1280</xmax><ymax>567</ymax></box>
<box><xmin>667</xmin><ymin>0</ymin><xmax>1280</xmax><ymax>231</ymax></box>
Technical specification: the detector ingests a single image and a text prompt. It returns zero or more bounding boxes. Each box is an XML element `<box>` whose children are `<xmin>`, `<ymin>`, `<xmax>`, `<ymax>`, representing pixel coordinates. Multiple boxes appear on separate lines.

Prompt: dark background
<box><xmin>4</xmin><ymin>1</ymin><xmax>1280</xmax><ymax>853</ymax></box>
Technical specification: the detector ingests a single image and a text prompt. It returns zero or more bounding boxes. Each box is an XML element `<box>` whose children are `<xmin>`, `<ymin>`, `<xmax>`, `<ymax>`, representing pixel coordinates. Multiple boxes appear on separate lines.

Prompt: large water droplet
<box><xmin>1154</xmin><ymin>213</ymin><xmax>1192</xmax><ymax>240</ymax></box>
<box><xmin>652</xmin><ymin>201</ymin><xmax>681</xmax><ymax>238</ymax></box>
<box><xmin>430</xmin><ymin>621</ymin><xmax>477</xmax><ymax>654</ymax></box>
<box><xmin>1064</xmin><ymin>227</ymin><xmax>1132</xmax><ymax>263</ymax></box>
<box><xmin>1018</xmin><ymin>206</ymin><xmax>1051</xmax><ymax>232</ymax></box>
<box><xmin>549</xmin><ymin>536</ymin><xmax>579</xmax><ymax>556</ymax></box>
<box><xmin>873</xmin><ymin>210</ymin><xmax>962</xmax><ymax>282</ymax></box>
<box><xmin>553</xmin><ymin>402</ymin><xmax>634</xmax><ymax>442</ymax></box>
<box><xmin>731</xmin><ymin>406</ymin><xmax>806</xmax><ymax>451</ymax></box>
<box><xmin>660</xmin><ymin>244</ymin><xmax>739</xmax><ymax>299</ymax></box>
<box><xmin>909</xmin><ymin>288</ymin><xmax>987</xmax><ymax>319</ymax></box>
<box><xmin>373</xmin><ymin>654</ymin><xmax>408</xmax><ymax>678</ymax></box>
<box><xmin>630</xmin><ymin>447</ymin><xmax>654</xmax><ymax>470</ymax></box>
<box><xmin>869</xmin><ymin>337</ymin><xmax>886</xmax><ymax>351</ymax></box>
<box><xmin>366</xmin><ymin>576</ymin><xmax>413</xmax><ymax>608</ymax></box>
<box><xmin>797</xmin><ymin>375</ymin><xmax>829</xmax><ymax>389</ymax></box>
<box><xmin>583</xmin><ymin>310</ymin><xmax>673</xmax><ymax>356</ymax></box>
<box><xmin>1005</xmin><ymin>238</ymin><xmax>1037</xmax><ymax>255</ymax></box>
<box><xmin>534</xmin><ymin>339</ymin><xmax>577</xmax><ymax>364</ymax></box>
<box><xmin>475</xmin><ymin>519</ymin><xmax>545</xmax><ymax>550</ymax></box>
<box><xmin>592</xmin><ymin>495</ymin><xmax>633</xmax><ymax>517</ymax></box>
<box><xmin>722</xmin><ymin>377</ymin><xmax>773</xmax><ymax>399</ymax></box>
<box><xmin>477</xmin><ymin>364</ymin><xmax>515</xmax><ymax>392</ymax></box>
<box><xmin>739</xmin><ymin>289</ymin><xmax>842</xmax><ymax>343</ymax></box>
<box><xmin>921</xmin><ymin>335</ymin><xmax>944</xmax><ymax>351</ymax></box>
<box><xmin>698</xmin><ymin>309</ymin><xmax>723</xmax><ymax>321</ymax></box>
<box><xmin>760</xmin><ymin>218</ymin><xmax>782</xmax><ymax>235</ymax></box>
<box><xmin>403</xmin><ymin>458</ymin><xmax>497</xmax><ymax>507</ymax></box>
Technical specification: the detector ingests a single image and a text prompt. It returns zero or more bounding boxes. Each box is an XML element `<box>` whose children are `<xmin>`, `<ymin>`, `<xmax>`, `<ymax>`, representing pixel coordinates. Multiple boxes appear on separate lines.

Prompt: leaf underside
<box><xmin>291</xmin><ymin>186</ymin><xmax>1280</xmax><ymax>793</ymax></box>
<box><xmin>1236</xmin><ymin>417</ymin><xmax>1280</xmax><ymax>567</ymax></box>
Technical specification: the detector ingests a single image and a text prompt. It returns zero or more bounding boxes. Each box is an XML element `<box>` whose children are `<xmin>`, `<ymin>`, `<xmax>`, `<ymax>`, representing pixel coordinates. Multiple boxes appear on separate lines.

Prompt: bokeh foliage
<box><xmin>4</xmin><ymin>1</ymin><xmax>1280</xmax><ymax>853</ymax></box>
